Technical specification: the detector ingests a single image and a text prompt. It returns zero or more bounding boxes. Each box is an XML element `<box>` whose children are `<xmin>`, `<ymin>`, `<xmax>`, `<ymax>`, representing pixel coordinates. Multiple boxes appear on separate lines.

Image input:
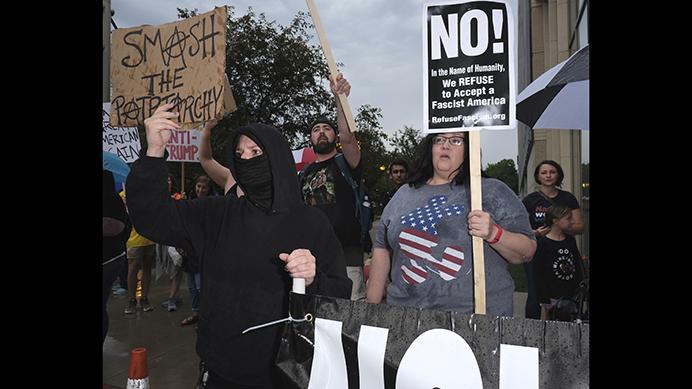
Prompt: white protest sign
<box><xmin>166</xmin><ymin>129</ymin><xmax>202</xmax><ymax>162</ymax></box>
<box><xmin>102</xmin><ymin>102</ymin><xmax>141</xmax><ymax>163</ymax></box>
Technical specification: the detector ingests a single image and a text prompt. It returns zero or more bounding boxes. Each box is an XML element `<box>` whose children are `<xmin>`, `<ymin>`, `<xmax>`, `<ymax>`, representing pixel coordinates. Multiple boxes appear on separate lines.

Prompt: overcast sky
<box><xmin>110</xmin><ymin>0</ymin><xmax>588</xmax><ymax>165</ymax></box>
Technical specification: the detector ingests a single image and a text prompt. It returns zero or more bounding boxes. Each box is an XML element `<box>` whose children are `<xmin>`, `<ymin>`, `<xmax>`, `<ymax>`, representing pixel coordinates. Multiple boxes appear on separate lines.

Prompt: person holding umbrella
<box><xmin>366</xmin><ymin>132</ymin><xmax>536</xmax><ymax>316</ymax></box>
<box><xmin>125</xmin><ymin>103</ymin><xmax>351</xmax><ymax>388</ymax></box>
<box><xmin>521</xmin><ymin>160</ymin><xmax>584</xmax><ymax>319</ymax></box>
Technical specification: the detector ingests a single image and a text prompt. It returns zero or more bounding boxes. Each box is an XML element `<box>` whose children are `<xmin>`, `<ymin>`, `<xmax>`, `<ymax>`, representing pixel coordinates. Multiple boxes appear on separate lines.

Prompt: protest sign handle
<box><xmin>292</xmin><ymin>278</ymin><xmax>306</xmax><ymax>294</ymax></box>
<box><xmin>305</xmin><ymin>0</ymin><xmax>358</xmax><ymax>133</ymax></box>
<box><xmin>469</xmin><ymin>131</ymin><xmax>486</xmax><ymax>314</ymax></box>
<box><xmin>181</xmin><ymin>162</ymin><xmax>185</xmax><ymax>197</ymax></box>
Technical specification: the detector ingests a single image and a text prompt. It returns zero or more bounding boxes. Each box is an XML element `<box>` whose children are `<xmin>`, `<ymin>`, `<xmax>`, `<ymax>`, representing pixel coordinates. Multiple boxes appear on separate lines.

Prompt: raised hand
<box><xmin>330</xmin><ymin>73</ymin><xmax>351</xmax><ymax>97</ymax></box>
<box><xmin>202</xmin><ymin>117</ymin><xmax>219</xmax><ymax>138</ymax></box>
<box><xmin>144</xmin><ymin>103</ymin><xmax>181</xmax><ymax>157</ymax></box>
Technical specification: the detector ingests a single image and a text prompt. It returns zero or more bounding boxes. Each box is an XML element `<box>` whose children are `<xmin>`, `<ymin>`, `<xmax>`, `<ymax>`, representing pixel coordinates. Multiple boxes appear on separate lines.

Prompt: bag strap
<box><xmin>334</xmin><ymin>153</ymin><xmax>358</xmax><ymax>191</ymax></box>
<box><xmin>333</xmin><ymin>154</ymin><xmax>361</xmax><ymax>218</ymax></box>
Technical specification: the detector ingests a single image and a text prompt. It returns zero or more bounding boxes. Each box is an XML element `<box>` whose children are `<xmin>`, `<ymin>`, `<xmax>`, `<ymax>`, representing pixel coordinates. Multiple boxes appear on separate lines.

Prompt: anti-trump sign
<box><xmin>166</xmin><ymin>130</ymin><xmax>201</xmax><ymax>162</ymax></box>
<box><xmin>423</xmin><ymin>0</ymin><xmax>517</xmax><ymax>133</ymax></box>
<box><xmin>110</xmin><ymin>7</ymin><xmax>234</xmax><ymax>128</ymax></box>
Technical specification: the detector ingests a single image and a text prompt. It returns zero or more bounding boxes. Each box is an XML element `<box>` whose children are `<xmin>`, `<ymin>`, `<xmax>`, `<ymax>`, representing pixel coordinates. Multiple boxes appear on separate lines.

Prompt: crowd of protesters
<box><xmin>104</xmin><ymin>70</ymin><xmax>588</xmax><ymax>387</ymax></box>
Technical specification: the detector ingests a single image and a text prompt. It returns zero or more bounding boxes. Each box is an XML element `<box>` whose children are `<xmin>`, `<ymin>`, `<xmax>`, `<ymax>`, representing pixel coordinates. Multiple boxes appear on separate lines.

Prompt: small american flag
<box><xmin>398</xmin><ymin>195</ymin><xmax>465</xmax><ymax>284</ymax></box>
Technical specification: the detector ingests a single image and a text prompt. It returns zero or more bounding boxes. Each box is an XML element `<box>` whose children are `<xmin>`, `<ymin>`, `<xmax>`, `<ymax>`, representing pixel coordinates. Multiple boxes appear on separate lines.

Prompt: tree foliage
<box><xmin>176</xmin><ymin>6</ymin><xmax>332</xmax><ymax>144</ymax></box>
<box><xmin>156</xmin><ymin>6</ymin><xmax>427</xmax><ymax>207</ymax></box>
<box><xmin>389</xmin><ymin>126</ymin><xmax>423</xmax><ymax>167</ymax></box>
<box><xmin>350</xmin><ymin>105</ymin><xmax>390</xmax><ymax>210</ymax></box>
<box><xmin>484</xmin><ymin>158</ymin><xmax>519</xmax><ymax>194</ymax></box>
<box><xmin>166</xmin><ymin>6</ymin><xmax>376</xmax><ymax>193</ymax></box>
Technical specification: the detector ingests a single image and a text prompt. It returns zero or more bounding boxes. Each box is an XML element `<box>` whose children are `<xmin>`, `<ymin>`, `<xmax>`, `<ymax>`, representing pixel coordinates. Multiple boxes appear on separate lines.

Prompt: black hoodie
<box><xmin>126</xmin><ymin>123</ymin><xmax>351</xmax><ymax>386</ymax></box>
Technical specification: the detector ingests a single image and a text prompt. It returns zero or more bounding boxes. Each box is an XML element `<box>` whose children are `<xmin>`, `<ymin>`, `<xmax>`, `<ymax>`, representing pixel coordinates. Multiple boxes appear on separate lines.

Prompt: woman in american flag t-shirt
<box><xmin>366</xmin><ymin>132</ymin><xmax>536</xmax><ymax>316</ymax></box>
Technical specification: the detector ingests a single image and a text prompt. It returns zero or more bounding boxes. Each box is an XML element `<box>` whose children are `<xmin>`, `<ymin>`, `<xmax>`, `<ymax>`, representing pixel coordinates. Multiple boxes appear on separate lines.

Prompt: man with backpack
<box><xmin>299</xmin><ymin>73</ymin><xmax>368</xmax><ymax>301</ymax></box>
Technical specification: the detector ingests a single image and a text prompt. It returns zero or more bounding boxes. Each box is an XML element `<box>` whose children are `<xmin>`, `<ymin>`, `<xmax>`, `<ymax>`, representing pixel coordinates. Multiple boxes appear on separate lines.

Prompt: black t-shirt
<box><xmin>522</xmin><ymin>189</ymin><xmax>580</xmax><ymax>230</ymax></box>
<box><xmin>533</xmin><ymin>235</ymin><xmax>583</xmax><ymax>304</ymax></box>
<box><xmin>382</xmin><ymin>185</ymin><xmax>401</xmax><ymax>211</ymax></box>
<box><xmin>299</xmin><ymin>155</ymin><xmax>363</xmax><ymax>266</ymax></box>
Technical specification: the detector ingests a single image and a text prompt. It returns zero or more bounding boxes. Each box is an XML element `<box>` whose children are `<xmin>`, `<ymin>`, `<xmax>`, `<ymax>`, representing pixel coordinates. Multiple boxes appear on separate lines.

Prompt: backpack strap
<box><xmin>333</xmin><ymin>154</ymin><xmax>361</xmax><ymax>217</ymax></box>
<box><xmin>334</xmin><ymin>154</ymin><xmax>358</xmax><ymax>190</ymax></box>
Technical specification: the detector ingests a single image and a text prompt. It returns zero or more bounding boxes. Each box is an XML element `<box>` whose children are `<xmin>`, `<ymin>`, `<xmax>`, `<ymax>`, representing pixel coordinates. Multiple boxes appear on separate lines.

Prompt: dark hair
<box><xmin>308</xmin><ymin>116</ymin><xmax>338</xmax><ymax>135</ymax></box>
<box><xmin>534</xmin><ymin>160</ymin><xmax>565</xmax><ymax>187</ymax></box>
<box><xmin>192</xmin><ymin>175</ymin><xmax>212</xmax><ymax>198</ymax></box>
<box><xmin>408</xmin><ymin>133</ymin><xmax>469</xmax><ymax>188</ymax></box>
<box><xmin>388</xmin><ymin>160</ymin><xmax>409</xmax><ymax>174</ymax></box>
<box><xmin>195</xmin><ymin>175</ymin><xmax>211</xmax><ymax>186</ymax></box>
<box><xmin>545</xmin><ymin>204</ymin><xmax>571</xmax><ymax>227</ymax></box>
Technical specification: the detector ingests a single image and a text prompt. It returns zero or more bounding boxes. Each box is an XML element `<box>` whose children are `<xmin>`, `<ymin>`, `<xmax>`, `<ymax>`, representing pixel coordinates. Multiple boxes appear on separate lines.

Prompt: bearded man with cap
<box><xmin>125</xmin><ymin>102</ymin><xmax>351</xmax><ymax>389</ymax></box>
<box><xmin>298</xmin><ymin>73</ymin><xmax>367</xmax><ymax>301</ymax></box>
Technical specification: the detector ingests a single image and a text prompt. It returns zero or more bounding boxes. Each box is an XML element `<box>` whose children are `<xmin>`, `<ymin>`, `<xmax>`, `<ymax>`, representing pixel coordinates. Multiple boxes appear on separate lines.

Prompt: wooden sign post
<box><xmin>304</xmin><ymin>0</ymin><xmax>358</xmax><ymax>133</ymax></box>
<box><xmin>468</xmin><ymin>131</ymin><xmax>485</xmax><ymax>314</ymax></box>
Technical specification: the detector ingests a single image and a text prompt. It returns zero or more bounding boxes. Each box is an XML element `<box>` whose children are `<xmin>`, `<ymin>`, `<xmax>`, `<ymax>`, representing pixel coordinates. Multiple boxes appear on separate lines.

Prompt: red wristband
<box><xmin>488</xmin><ymin>223</ymin><xmax>503</xmax><ymax>244</ymax></box>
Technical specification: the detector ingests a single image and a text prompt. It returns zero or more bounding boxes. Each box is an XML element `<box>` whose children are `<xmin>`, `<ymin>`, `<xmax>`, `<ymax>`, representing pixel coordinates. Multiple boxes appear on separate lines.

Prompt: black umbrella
<box><xmin>516</xmin><ymin>44</ymin><xmax>589</xmax><ymax>130</ymax></box>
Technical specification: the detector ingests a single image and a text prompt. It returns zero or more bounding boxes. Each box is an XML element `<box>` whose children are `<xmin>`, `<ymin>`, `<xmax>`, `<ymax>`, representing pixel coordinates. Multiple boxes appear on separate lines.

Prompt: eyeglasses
<box><xmin>432</xmin><ymin>136</ymin><xmax>465</xmax><ymax>146</ymax></box>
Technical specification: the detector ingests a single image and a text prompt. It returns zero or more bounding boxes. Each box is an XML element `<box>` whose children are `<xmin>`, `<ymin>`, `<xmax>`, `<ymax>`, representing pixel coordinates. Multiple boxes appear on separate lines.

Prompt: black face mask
<box><xmin>235</xmin><ymin>154</ymin><xmax>273</xmax><ymax>210</ymax></box>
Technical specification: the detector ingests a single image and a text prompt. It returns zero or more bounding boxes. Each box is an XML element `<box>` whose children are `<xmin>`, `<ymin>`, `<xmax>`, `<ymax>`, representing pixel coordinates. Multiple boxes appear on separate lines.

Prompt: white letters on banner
<box><xmin>308</xmin><ymin>319</ymin><xmax>348</xmax><ymax>389</ymax></box>
<box><xmin>397</xmin><ymin>329</ymin><xmax>483</xmax><ymax>389</ymax></box>
<box><xmin>431</xmin><ymin>8</ymin><xmax>507</xmax><ymax>59</ymax></box>
<box><xmin>358</xmin><ymin>325</ymin><xmax>389</xmax><ymax>389</ymax></box>
<box><xmin>499</xmin><ymin>344</ymin><xmax>538</xmax><ymax>389</ymax></box>
<box><xmin>309</xmin><ymin>318</ymin><xmax>539</xmax><ymax>388</ymax></box>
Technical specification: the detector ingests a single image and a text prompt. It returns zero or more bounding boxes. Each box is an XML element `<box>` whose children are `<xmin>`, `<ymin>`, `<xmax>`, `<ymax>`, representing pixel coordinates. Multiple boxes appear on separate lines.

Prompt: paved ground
<box><xmin>103</xmin><ymin>275</ymin><xmax>200</xmax><ymax>389</ymax></box>
<box><xmin>103</xmin><ymin>274</ymin><xmax>528</xmax><ymax>388</ymax></box>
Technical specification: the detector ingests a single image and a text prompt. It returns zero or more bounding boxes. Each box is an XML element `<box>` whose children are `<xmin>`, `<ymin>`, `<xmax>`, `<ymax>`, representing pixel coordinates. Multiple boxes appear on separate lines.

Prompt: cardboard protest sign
<box><xmin>102</xmin><ymin>102</ymin><xmax>141</xmax><ymax>163</ymax></box>
<box><xmin>423</xmin><ymin>0</ymin><xmax>517</xmax><ymax>133</ymax></box>
<box><xmin>166</xmin><ymin>129</ymin><xmax>201</xmax><ymax>162</ymax></box>
<box><xmin>110</xmin><ymin>7</ymin><xmax>234</xmax><ymax>128</ymax></box>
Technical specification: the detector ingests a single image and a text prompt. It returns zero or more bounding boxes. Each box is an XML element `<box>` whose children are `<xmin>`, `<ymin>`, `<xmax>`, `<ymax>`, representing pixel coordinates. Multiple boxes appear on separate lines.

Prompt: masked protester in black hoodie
<box><xmin>126</xmin><ymin>103</ymin><xmax>352</xmax><ymax>389</ymax></box>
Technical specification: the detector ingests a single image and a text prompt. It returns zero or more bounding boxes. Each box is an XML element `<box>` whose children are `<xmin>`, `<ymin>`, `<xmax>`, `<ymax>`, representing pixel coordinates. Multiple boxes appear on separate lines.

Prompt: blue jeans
<box><xmin>103</xmin><ymin>255</ymin><xmax>126</xmax><ymax>343</ymax></box>
<box><xmin>185</xmin><ymin>272</ymin><xmax>201</xmax><ymax>313</ymax></box>
<box><xmin>523</xmin><ymin>261</ymin><xmax>541</xmax><ymax>319</ymax></box>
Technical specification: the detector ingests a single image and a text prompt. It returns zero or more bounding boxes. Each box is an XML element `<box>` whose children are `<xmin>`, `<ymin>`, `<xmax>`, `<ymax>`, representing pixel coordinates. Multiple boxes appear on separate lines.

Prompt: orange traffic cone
<box><xmin>126</xmin><ymin>348</ymin><xmax>150</xmax><ymax>389</ymax></box>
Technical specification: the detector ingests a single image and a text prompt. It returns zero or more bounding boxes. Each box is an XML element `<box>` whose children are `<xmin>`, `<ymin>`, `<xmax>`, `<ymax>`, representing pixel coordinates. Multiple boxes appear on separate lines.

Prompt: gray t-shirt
<box><xmin>375</xmin><ymin>178</ymin><xmax>534</xmax><ymax>316</ymax></box>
